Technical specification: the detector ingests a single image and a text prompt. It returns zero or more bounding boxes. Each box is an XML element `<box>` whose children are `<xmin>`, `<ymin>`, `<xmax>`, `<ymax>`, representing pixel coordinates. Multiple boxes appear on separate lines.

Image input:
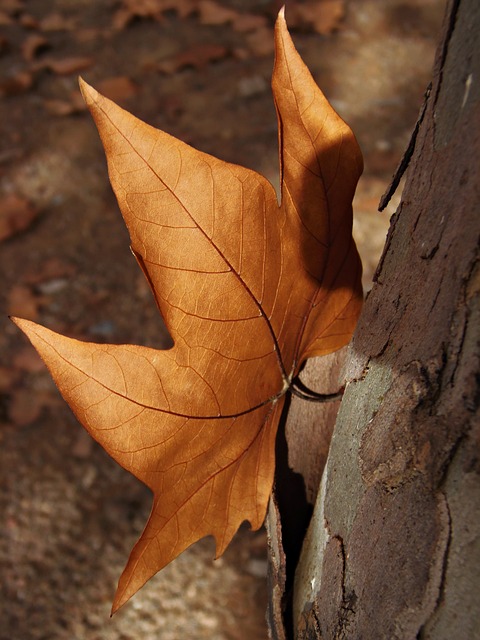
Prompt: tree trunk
<box><xmin>267</xmin><ymin>0</ymin><xmax>480</xmax><ymax>637</ymax></box>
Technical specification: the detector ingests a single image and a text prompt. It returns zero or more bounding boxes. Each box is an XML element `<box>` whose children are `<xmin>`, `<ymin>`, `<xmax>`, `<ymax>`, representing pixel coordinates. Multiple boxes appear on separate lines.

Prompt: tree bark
<box><xmin>267</xmin><ymin>0</ymin><xmax>480</xmax><ymax>637</ymax></box>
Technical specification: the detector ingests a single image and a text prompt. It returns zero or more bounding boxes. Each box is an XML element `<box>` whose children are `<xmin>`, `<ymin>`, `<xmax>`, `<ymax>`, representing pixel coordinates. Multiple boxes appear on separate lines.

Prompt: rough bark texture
<box><xmin>267</xmin><ymin>350</ymin><xmax>348</xmax><ymax>638</ymax></box>
<box><xmin>268</xmin><ymin>0</ymin><xmax>480</xmax><ymax>637</ymax></box>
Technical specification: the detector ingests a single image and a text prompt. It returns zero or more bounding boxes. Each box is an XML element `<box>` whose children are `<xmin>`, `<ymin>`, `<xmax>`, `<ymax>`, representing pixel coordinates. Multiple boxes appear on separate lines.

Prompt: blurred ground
<box><xmin>0</xmin><ymin>1</ymin><xmax>444</xmax><ymax>638</ymax></box>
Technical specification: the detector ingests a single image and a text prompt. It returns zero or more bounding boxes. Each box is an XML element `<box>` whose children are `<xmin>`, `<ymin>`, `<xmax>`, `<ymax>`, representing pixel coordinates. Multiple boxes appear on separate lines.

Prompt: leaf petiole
<box><xmin>289</xmin><ymin>377</ymin><xmax>344</xmax><ymax>403</ymax></box>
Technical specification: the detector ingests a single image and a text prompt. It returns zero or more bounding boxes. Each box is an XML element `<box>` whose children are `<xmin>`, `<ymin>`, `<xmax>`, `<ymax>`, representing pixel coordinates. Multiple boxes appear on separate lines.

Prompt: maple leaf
<box><xmin>12</xmin><ymin>10</ymin><xmax>363</xmax><ymax>612</ymax></box>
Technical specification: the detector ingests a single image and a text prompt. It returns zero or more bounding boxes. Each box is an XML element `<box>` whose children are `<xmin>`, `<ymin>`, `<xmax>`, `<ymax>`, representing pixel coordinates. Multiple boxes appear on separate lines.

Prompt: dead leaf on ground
<box><xmin>14</xmin><ymin>12</ymin><xmax>363</xmax><ymax>612</ymax></box>
<box><xmin>13</xmin><ymin>346</ymin><xmax>45</xmax><ymax>373</ymax></box>
<box><xmin>232</xmin><ymin>13</ymin><xmax>269</xmax><ymax>33</ymax></box>
<box><xmin>42</xmin><ymin>99</ymin><xmax>79</xmax><ymax>117</ymax></box>
<box><xmin>0</xmin><ymin>12</ymin><xmax>14</xmax><ymax>26</ymax></box>
<box><xmin>96</xmin><ymin>76</ymin><xmax>139</xmax><ymax>103</ymax></box>
<box><xmin>112</xmin><ymin>7</ymin><xmax>137</xmax><ymax>30</ymax></box>
<box><xmin>19</xmin><ymin>13</ymin><xmax>39</xmax><ymax>29</ymax></box>
<box><xmin>23</xmin><ymin>257</ymin><xmax>77</xmax><ymax>285</ymax></box>
<box><xmin>288</xmin><ymin>0</ymin><xmax>346</xmax><ymax>35</ymax></box>
<box><xmin>0</xmin><ymin>366</ymin><xmax>20</xmax><ymax>393</ymax></box>
<box><xmin>1</xmin><ymin>0</ymin><xmax>24</xmax><ymax>16</ymax></box>
<box><xmin>38</xmin><ymin>12</ymin><xmax>76</xmax><ymax>31</ymax></box>
<box><xmin>71</xmin><ymin>429</ymin><xmax>94</xmax><ymax>458</ymax></box>
<box><xmin>42</xmin><ymin>91</ymin><xmax>87</xmax><ymax>116</ymax></box>
<box><xmin>9</xmin><ymin>389</ymin><xmax>43</xmax><ymax>426</ymax></box>
<box><xmin>8</xmin><ymin>284</ymin><xmax>45</xmax><ymax>320</ymax></box>
<box><xmin>112</xmin><ymin>0</ymin><xmax>195</xmax><ymax>29</ymax></box>
<box><xmin>8</xmin><ymin>388</ymin><xmax>60</xmax><ymax>427</ymax></box>
<box><xmin>120</xmin><ymin>0</ymin><xmax>165</xmax><ymax>20</ymax></box>
<box><xmin>0</xmin><ymin>70</ymin><xmax>33</xmax><ymax>96</ymax></box>
<box><xmin>73</xmin><ymin>28</ymin><xmax>107</xmax><ymax>44</ymax></box>
<box><xmin>35</xmin><ymin>55</ymin><xmax>94</xmax><ymax>76</ymax></box>
<box><xmin>158</xmin><ymin>43</ymin><xmax>229</xmax><ymax>74</ymax></box>
<box><xmin>245</xmin><ymin>27</ymin><xmax>275</xmax><ymax>57</ymax></box>
<box><xmin>21</xmin><ymin>34</ymin><xmax>49</xmax><ymax>61</ymax></box>
<box><xmin>112</xmin><ymin>0</ymin><xmax>268</xmax><ymax>33</ymax></box>
<box><xmin>0</xmin><ymin>194</ymin><xmax>39</xmax><ymax>241</ymax></box>
<box><xmin>197</xmin><ymin>0</ymin><xmax>238</xmax><ymax>25</ymax></box>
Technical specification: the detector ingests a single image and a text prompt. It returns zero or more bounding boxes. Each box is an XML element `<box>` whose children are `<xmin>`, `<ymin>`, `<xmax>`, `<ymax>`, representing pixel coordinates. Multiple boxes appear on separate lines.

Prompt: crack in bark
<box><xmin>416</xmin><ymin>494</ymin><xmax>452</xmax><ymax>639</ymax></box>
<box><xmin>379</xmin><ymin>83</ymin><xmax>432</xmax><ymax>212</ymax></box>
<box><xmin>335</xmin><ymin>535</ymin><xmax>357</xmax><ymax>640</ymax></box>
<box><xmin>447</xmin><ymin>258</ymin><xmax>480</xmax><ymax>398</ymax></box>
<box><xmin>432</xmin><ymin>0</ymin><xmax>461</xmax><ymax>109</ymax></box>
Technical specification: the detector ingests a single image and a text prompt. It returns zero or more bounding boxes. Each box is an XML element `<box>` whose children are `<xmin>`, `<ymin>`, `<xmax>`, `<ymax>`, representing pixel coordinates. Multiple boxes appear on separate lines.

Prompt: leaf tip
<box><xmin>110</xmin><ymin>598</ymin><xmax>123</xmax><ymax>617</ymax></box>
<box><xmin>10</xmin><ymin>317</ymin><xmax>53</xmax><ymax>367</ymax></box>
<box><xmin>111</xmin><ymin>582</ymin><xmax>134</xmax><ymax>616</ymax></box>
<box><xmin>10</xmin><ymin>315</ymin><xmax>33</xmax><ymax>334</ymax></box>
<box><xmin>110</xmin><ymin>600</ymin><xmax>120</xmax><ymax>617</ymax></box>
<box><xmin>274</xmin><ymin>4</ymin><xmax>291</xmax><ymax>54</ymax></box>
<box><xmin>78</xmin><ymin>76</ymin><xmax>98</xmax><ymax>107</ymax></box>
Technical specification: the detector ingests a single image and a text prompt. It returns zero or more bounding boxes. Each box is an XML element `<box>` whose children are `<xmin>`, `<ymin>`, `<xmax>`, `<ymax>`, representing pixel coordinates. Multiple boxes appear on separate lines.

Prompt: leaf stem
<box><xmin>289</xmin><ymin>377</ymin><xmax>344</xmax><ymax>403</ymax></box>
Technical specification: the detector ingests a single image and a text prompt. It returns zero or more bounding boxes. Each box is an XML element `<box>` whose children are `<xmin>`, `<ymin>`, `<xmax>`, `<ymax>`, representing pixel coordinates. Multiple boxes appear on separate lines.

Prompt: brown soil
<box><xmin>0</xmin><ymin>1</ymin><xmax>444</xmax><ymax>638</ymax></box>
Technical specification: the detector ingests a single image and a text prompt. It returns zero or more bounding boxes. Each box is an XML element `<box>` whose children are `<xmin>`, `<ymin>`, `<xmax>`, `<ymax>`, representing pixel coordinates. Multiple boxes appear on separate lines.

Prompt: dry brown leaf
<box><xmin>1</xmin><ymin>0</ymin><xmax>24</xmax><ymax>15</ymax></box>
<box><xmin>0</xmin><ymin>194</ymin><xmax>39</xmax><ymax>242</ymax></box>
<box><xmin>288</xmin><ymin>0</ymin><xmax>346</xmax><ymax>35</ymax></box>
<box><xmin>232</xmin><ymin>13</ymin><xmax>269</xmax><ymax>33</ymax></box>
<box><xmin>13</xmin><ymin>346</ymin><xmax>45</xmax><ymax>373</ymax></box>
<box><xmin>71</xmin><ymin>429</ymin><xmax>94</xmax><ymax>458</ymax></box>
<box><xmin>113</xmin><ymin>0</ymin><xmax>195</xmax><ymax>28</ymax></box>
<box><xmin>18</xmin><ymin>13</ymin><xmax>39</xmax><ymax>29</ymax></box>
<box><xmin>9</xmin><ymin>388</ymin><xmax>59</xmax><ymax>426</ymax></box>
<box><xmin>0</xmin><ymin>70</ymin><xmax>33</xmax><ymax>96</ymax></box>
<box><xmin>42</xmin><ymin>88</ymin><xmax>88</xmax><ymax>116</ymax></box>
<box><xmin>96</xmin><ymin>76</ymin><xmax>139</xmax><ymax>103</ymax></box>
<box><xmin>8</xmin><ymin>284</ymin><xmax>45</xmax><ymax>320</ymax></box>
<box><xmin>42</xmin><ymin>98</ymin><xmax>81</xmax><ymax>116</ymax></box>
<box><xmin>245</xmin><ymin>26</ymin><xmax>275</xmax><ymax>57</ymax></box>
<box><xmin>38</xmin><ymin>12</ymin><xmax>76</xmax><ymax>31</ymax></box>
<box><xmin>158</xmin><ymin>43</ymin><xmax>229</xmax><ymax>74</ymax></box>
<box><xmin>13</xmin><ymin>12</ymin><xmax>363</xmax><ymax>612</ymax></box>
<box><xmin>111</xmin><ymin>7</ymin><xmax>131</xmax><ymax>30</ymax></box>
<box><xmin>0</xmin><ymin>12</ymin><xmax>13</xmax><ymax>26</ymax></box>
<box><xmin>21</xmin><ymin>33</ymin><xmax>49</xmax><ymax>61</ymax></box>
<box><xmin>8</xmin><ymin>388</ymin><xmax>42</xmax><ymax>426</ymax></box>
<box><xmin>23</xmin><ymin>257</ymin><xmax>77</xmax><ymax>285</ymax></box>
<box><xmin>305</xmin><ymin>0</ymin><xmax>345</xmax><ymax>35</ymax></box>
<box><xmin>197</xmin><ymin>0</ymin><xmax>238</xmax><ymax>25</ymax></box>
<box><xmin>121</xmin><ymin>0</ymin><xmax>164</xmax><ymax>19</ymax></box>
<box><xmin>0</xmin><ymin>366</ymin><xmax>20</xmax><ymax>393</ymax></box>
<box><xmin>36</xmin><ymin>55</ymin><xmax>94</xmax><ymax>76</ymax></box>
<box><xmin>72</xmin><ymin>28</ymin><xmax>106</xmax><ymax>44</ymax></box>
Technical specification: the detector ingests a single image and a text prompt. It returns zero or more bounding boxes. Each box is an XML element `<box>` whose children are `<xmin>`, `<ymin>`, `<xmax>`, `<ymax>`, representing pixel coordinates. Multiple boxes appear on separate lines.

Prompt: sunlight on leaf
<box><xmin>12</xmin><ymin>10</ymin><xmax>363</xmax><ymax>613</ymax></box>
